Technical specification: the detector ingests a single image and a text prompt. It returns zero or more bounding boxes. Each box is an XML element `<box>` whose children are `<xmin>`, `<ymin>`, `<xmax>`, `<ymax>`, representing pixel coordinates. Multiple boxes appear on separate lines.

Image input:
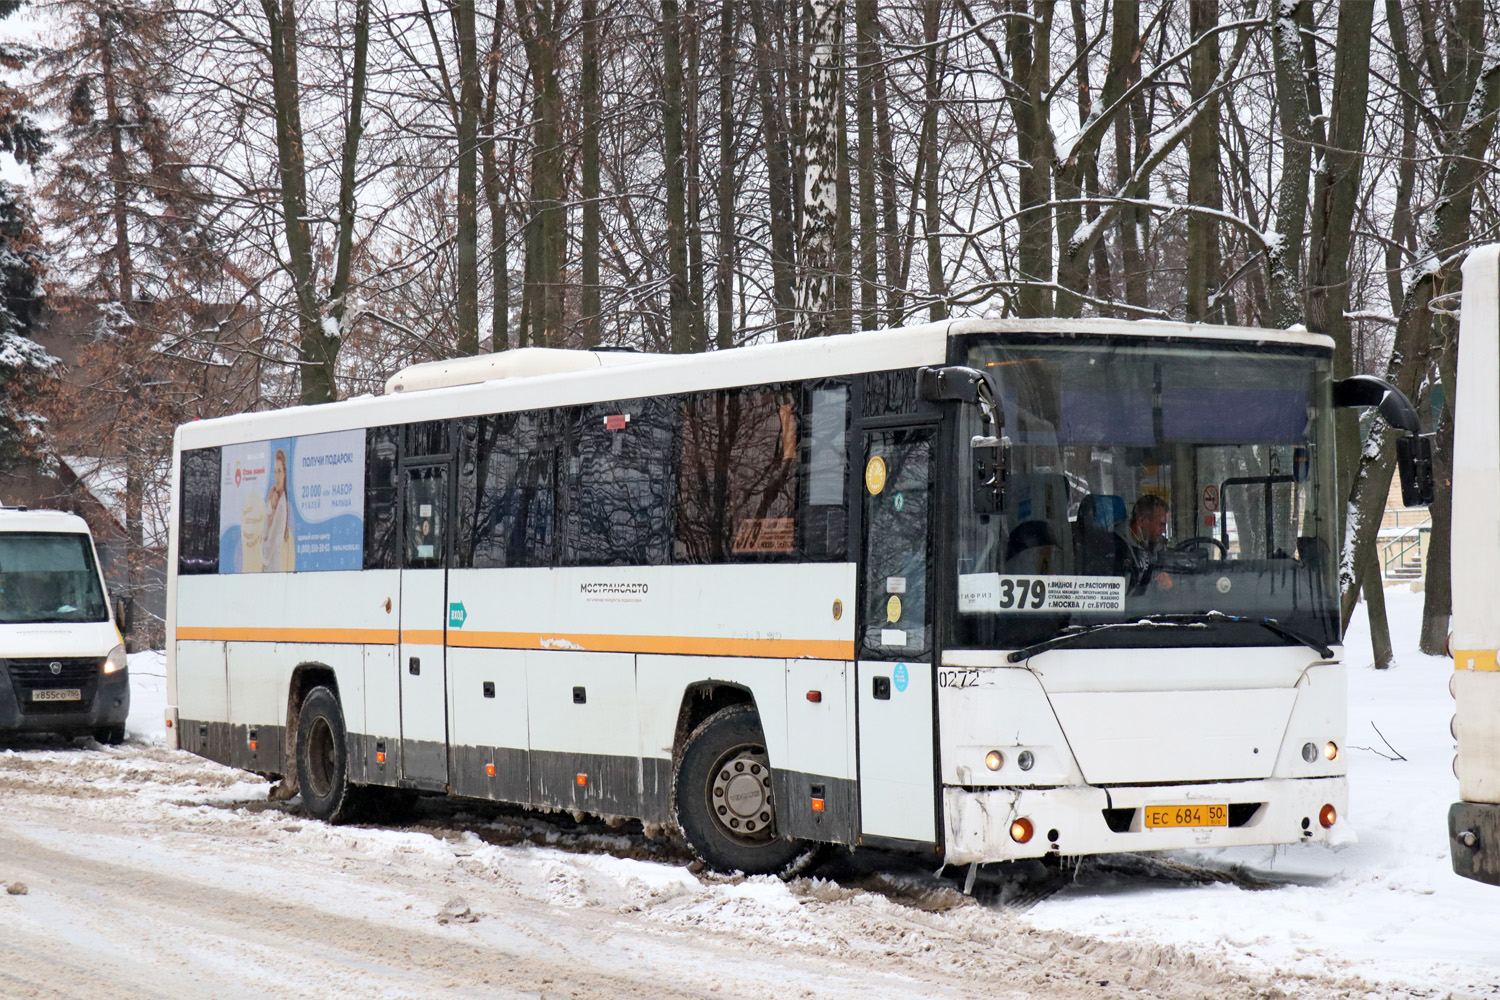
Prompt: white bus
<box><xmin>1449</xmin><ymin>244</ymin><xmax>1500</xmax><ymax>885</ymax></box>
<box><xmin>166</xmin><ymin>318</ymin><xmax>1429</xmax><ymax>874</ymax></box>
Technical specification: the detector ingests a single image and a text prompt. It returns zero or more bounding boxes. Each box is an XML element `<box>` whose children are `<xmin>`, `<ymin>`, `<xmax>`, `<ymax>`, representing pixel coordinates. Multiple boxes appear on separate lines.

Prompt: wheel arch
<box><xmin>671</xmin><ymin>682</ymin><xmax>759</xmax><ymax>769</ymax></box>
<box><xmin>280</xmin><ymin>661</ymin><xmax>341</xmax><ymax>789</ymax></box>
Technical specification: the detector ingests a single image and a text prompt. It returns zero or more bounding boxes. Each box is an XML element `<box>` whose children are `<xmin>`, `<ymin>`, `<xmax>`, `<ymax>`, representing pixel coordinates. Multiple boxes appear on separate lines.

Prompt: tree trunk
<box><xmin>662</xmin><ymin>0</ymin><xmax>692</xmax><ymax>351</ymax></box>
<box><xmin>749</xmin><ymin>0</ymin><xmax>795</xmax><ymax>339</ymax></box>
<box><xmin>715</xmin><ymin>0</ymin><xmax>736</xmax><ymax>349</ymax></box>
<box><xmin>855</xmin><ymin>0</ymin><xmax>877</xmax><ymax>330</ymax></box>
<box><xmin>454</xmin><ymin>0</ymin><xmax>480</xmax><ymax>355</ymax></box>
<box><xmin>1004</xmin><ymin>0</ymin><xmax>1052</xmax><ymax>319</ymax></box>
<box><xmin>795</xmin><ymin>0</ymin><xmax>841</xmax><ymax>339</ymax></box>
<box><xmin>1364</xmin><ymin>562</ymin><xmax>1394</xmax><ymax>670</ymax></box>
<box><xmin>1183</xmin><ymin>0</ymin><xmax>1221</xmax><ymax>324</ymax></box>
<box><xmin>1114</xmin><ymin>2</ymin><xmax>1146</xmax><ymax>309</ymax></box>
<box><xmin>920</xmin><ymin>0</ymin><xmax>945</xmax><ymax>321</ymax></box>
<box><xmin>580</xmin><ymin>0</ymin><xmax>601</xmax><ymax>347</ymax></box>
<box><xmin>1265</xmin><ymin>0</ymin><xmax>1311</xmax><ymax>329</ymax></box>
<box><xmin>517</xmin><ymin>0</ymin><xmax>566</xmax><ymax>347</ymax></box>
<box><xmin>260</xmin><ymin>0</ymin><xmax>337</xmax><ymax>404</ymax></box>
<box><xmin>686</xmin><ymin>0</ymin><xmax>707</xmax><ymax>351</ymax></box>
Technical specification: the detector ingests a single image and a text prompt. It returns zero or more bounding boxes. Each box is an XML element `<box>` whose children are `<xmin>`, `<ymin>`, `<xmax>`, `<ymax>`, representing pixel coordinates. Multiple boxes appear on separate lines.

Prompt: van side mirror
<box><xmin>114</xmin><ymin>595</ymin><xmax>135</xmax><ymax>636</ymax></box>
<box><xmin>1397</xmin><ymin>433</ymin><xmax>1435</xmax><ymax>507</ymax></box>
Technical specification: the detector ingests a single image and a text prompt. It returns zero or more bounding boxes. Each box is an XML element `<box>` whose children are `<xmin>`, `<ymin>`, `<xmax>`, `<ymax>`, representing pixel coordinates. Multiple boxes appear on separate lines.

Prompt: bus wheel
<box><xmin>675</xmin><ymin>704</ymin><xmax>804</xmax><ymax>876</ymax></box>
<box><xmin>296</xmin><ymin>686</ymin><xmax>356</xmax><ymax>823</ymax></box>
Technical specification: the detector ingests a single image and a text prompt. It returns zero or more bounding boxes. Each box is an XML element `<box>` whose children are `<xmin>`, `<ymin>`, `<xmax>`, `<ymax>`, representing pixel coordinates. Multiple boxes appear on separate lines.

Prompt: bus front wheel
<box><xmin>296</xmin><ymin>686</ymin><xmax>356</xmax><ymax>823</ymax></box>
<box><xmin>675</xmin><ymin>704</ymin><xmax>805</xmax><ymax>876</ymax></box>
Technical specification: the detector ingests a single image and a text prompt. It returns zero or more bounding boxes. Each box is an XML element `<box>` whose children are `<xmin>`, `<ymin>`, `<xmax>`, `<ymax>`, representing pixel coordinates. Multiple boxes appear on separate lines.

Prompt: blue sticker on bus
<box><xmin>218</xmin><ymin>429</ymin><xmax>366</xmax><ymax>574</ymax></box>
<box><xmin>893</xmin><ymin>663</ymin><xmax>909</xmax><ymax>692</ymax></box>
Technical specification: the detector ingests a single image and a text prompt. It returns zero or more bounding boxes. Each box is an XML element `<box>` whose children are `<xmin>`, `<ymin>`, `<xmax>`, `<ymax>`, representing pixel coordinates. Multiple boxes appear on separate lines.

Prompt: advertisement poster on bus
<box><xmin>218</xmin><ymin>429</ymin><xmax>366</xmax><ymax>573</ymax></box>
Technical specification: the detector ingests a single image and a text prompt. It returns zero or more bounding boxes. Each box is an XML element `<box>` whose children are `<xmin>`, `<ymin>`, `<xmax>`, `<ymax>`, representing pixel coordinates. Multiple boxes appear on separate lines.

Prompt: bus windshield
<box><xmin>0</xmin><ymin>533</ymin><xmax>109</xmax><ymax>624</ymax></box>
<box><xmin>953</xmin><ymin>337</ymin><xmax>1339</xmax><ymax>652</ymax></box>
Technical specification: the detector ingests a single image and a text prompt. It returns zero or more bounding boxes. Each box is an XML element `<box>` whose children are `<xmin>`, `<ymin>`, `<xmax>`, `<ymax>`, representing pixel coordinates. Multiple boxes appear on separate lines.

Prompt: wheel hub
<box><xmin>710</xmin><ymin>748</ymin><xmax>774</xmax><ymax>841</ymax></box>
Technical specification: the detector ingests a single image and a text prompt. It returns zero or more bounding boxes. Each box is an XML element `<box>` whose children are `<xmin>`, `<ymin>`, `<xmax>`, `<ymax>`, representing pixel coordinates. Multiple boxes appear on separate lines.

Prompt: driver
<box><xmin>1116</xmin><ymin>494</ymin><xmax>1174</xmax><ymax>593</ymax></box>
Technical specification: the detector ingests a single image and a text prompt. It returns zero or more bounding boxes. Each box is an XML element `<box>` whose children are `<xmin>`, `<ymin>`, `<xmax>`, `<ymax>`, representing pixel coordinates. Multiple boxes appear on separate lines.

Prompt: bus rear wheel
<box><xmin>296</xmin><ymin>685</ymin><xmax>356</xmax><ymax>823</ymax></box>
<box><xmin>675</xmin><ymin>704</ymin><xmax>805</xmax><ymax>876</ymax></box>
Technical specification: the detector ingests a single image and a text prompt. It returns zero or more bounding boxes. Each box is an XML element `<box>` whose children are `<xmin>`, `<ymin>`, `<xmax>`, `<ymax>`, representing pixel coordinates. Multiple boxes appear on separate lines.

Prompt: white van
<box><xmin>0</xmin><ymin>508</ymin><xmax>129</xmax><ymax>743</ymax></box>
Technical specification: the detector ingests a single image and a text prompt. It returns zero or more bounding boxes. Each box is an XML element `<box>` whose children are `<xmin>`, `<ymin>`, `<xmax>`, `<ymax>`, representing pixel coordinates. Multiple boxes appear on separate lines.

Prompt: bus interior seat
<box><xmin>1073</xmin><ymin>494</ymin><xmax>1125</xmax><ymax>575</ymax></box>
<box><xmin>1005</xmin><ymin>519</ymin><xmax>1063</xmax><ymax>574</ymax></box>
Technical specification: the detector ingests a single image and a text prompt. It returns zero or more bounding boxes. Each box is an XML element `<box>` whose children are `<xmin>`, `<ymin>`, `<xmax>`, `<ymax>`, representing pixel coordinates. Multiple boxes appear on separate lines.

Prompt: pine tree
<box><xmin>0</xmin><ymin>1</ymin><xmax>52</xmax><ymax>472</ymax></box>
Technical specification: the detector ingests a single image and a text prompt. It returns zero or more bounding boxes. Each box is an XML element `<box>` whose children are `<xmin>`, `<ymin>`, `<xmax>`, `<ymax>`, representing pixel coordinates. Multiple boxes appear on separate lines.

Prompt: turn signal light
<box><xmin>811</xmin><ymin>797</ymin><xmax>825</xmax><ymax>812</ymax></box>
<box><xmin>249</xmin><ymin>740</ymin><xmax>258</xmax><ymax>751</ymax></box>
<box><xmin>576</xmin><ymin>773</ymin><xmax>588</xmax><ymax>787</ymax></box>
<box><xmin>376</xmin><ymin>751</ymin><xmax>386</xmax><ymax>764</ymax></box>
<box><xmin>806</xmin><ymin>690</ymin><xmax>822</xmax><ymax>703</ymax></box>
<box><xmin>486</xmin><ymin>763</ymin><xmax>496</xmax><ymax>777</ymax></box>
<box><xmin>1010</xmin><ymin>817</ymin><xmax>1034</xmax><ymax>843</ymax></box>
<box><xmin>1319</xmin><ymin>804</ymin><xmax>1337</xmax><ymax>828</ymax></box>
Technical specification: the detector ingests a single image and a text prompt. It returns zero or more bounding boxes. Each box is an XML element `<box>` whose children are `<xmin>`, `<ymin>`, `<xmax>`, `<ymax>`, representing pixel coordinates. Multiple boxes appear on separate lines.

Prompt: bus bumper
<box><xmin>1449</xmin><ymin>801</ymin><xmax>1500</xmax><ymax>885</ymax></box>
<box><xmin>941</xmin><ymin>776</ymin><xmax>1349</xmax><ymax>864</ymax></box>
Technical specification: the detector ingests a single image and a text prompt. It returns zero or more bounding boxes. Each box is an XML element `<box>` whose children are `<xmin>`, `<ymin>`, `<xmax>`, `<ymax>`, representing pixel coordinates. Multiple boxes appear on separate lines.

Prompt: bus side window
<box><xmin>178</xmin><ymin>447</ymin><xmax>222</xmax><ymax>575</ymax></box>
<box><xmin>364</xmin><ymin>426</ymin><xmax>400</xmax><ymax>570</ymax></box>
<box><xmin>457</xmin><ymin>411</ymin><xmax>555</xmax><ymax>569</ymax></box>
<box><xmin>801</xmin><ymin>382</ymin><xmax>849</xmax><ymax>562</ymax></box>
<box><xmin>676</xmin><ymin>386</ymin><xmax>799</xmax><ymax>564</ymax></box>
<box><xmin>558</xmin><ymin>397</ymin><xmax>679</xmax><ymax>567</ymax></box>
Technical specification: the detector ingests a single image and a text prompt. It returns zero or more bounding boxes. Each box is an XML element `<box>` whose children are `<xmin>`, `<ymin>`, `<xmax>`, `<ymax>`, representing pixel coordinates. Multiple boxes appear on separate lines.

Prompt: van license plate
<box><xmin>32</xmin><ymin>689</ymin><xmax>81</xmax><ymax>702</ymax></box>
<box><xmin>1144</xmin><ymin>804</ymin><xmax>1228</xmax><ymax>828</ymax></box>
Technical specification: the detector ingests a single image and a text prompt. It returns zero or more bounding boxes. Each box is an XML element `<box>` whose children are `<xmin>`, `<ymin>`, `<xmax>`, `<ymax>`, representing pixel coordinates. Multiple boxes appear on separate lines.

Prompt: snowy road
<box><xmin>0</xmin><ymin>738</ymin><xmax>1443</xmax><ymax>1000</ymax></box>
<box><xmin>1</xmin><ymin>588</ymin><xmax>1496</xmax><ymax>1000</ymax></box>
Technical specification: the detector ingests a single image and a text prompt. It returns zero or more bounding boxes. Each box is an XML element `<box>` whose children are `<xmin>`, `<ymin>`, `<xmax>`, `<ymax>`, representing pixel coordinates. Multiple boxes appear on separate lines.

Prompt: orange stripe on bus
<box><xmin>175</xmin><ymin>625</ymin><xmax>852</xmax><ymax>660</ymax></box>
<box><xmin>177</xmin><ymin>626</ymin><xmax>400</xmax><ymax>645</ymax></box>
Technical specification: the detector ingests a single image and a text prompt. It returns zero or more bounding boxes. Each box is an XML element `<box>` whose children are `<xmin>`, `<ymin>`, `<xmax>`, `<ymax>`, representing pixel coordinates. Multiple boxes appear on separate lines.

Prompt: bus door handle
<box><xmin>872</xmin><ymin>675</ymin><xmax>891</xmax><ymax>700</ymax></box>
<box><xmin>409</xmin><ymin>657</ymin><xmax>420</xmax><ymax>676</ymax></box>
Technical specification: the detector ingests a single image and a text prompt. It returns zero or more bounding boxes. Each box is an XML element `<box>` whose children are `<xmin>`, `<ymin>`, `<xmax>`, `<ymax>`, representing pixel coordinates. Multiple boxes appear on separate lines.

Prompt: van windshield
<box><xmin>0</xmin><ymin>533</ymin><xmax>109</xmax><ymax>624</ymax></box>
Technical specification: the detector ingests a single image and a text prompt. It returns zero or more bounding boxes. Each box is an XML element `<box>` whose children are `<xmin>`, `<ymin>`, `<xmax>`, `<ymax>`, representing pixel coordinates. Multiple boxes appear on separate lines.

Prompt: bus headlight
<box><xmin>1010</xmin><ymin>817</ymin><xmax>1034</xmax><ymax>843</ymax></box>
<box><xmin>102</xmin><ymin>644</ymin><xmax>128</xmax><ymax>675</ymax></box>
<box><xmin>985</xmin><ymin>750</ymin><xmax>1004</xmax><ymax>771</ymax></box>
<box><xmin>1323</xmin><ymin>741</ymin><xmax>1338</xmax><ymax>761</ymax></box>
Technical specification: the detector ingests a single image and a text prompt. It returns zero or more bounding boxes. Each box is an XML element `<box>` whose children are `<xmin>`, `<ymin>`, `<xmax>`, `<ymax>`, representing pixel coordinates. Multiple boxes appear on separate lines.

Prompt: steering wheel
<box><xmin>1170</xmin><ymin>535</ymin><xmax>1229</xmax><ymax>556</ymax></box>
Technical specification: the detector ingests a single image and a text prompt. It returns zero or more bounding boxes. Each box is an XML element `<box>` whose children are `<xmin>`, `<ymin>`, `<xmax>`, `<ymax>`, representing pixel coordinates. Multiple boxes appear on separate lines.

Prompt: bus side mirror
<box><xmin>1332</xmin><ymin>375</ymin><xmax>1423</xmax><ymax>435</ymax></box>
<box><xmin>114</xmin><ymin>595</ymin><xmax>134</xmax><ymax>636</ymax></box>
<box><xmin>1397</xmin><ymin>433</ymin><xmax>1435</xmax><ymax>507</ymax></box>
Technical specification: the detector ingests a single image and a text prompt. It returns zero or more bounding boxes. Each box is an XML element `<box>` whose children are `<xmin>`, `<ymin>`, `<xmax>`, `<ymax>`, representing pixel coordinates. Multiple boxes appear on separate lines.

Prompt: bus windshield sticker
<box><xmin>218</xmin><ymin>429</ymin><xmax>366</xmax><ymax>574</ymax></box>
<box><xmin>881</xmin><ymin>628</ymin><xmax>906</xmax><ymax>646</ymax></box>
<box><xmin>958</xmin><ymin>573</ymin><xmax>1126</xmax><ymax>614</ymax></box>
<box><xmin>865</xmin><ymin>455</ymin><xmax>887</xmax><ymax>495</ymax></box>
<box><xmin>886</xmin><ymin>576</ymin><xmax>906</xmax><ymax>594</ymax></box>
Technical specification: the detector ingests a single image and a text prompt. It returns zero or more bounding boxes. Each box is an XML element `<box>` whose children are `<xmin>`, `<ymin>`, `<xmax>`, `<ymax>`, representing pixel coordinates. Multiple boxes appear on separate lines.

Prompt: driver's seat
<box><xmin>1074</xmin><ymin>494</ymin><xmax>1125</xmax><ymax>575</ymax></box>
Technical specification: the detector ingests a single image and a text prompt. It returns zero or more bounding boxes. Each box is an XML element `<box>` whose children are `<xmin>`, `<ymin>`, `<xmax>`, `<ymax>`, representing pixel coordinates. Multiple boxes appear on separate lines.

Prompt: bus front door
<box><xmin>855</xmin><ymin>427</ymin><xmax>937</xmax><ymax>846</ymax></box>
<box><xmin>399</xmin><ymin>463</ymin><xmax>451</xmax><ymax>788</ymax></box>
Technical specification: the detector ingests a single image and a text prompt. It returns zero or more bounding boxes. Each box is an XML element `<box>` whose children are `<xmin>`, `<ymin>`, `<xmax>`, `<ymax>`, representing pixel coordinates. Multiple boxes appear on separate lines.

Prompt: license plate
<box><xmin>32</xmin><ymin>688</ymin><xmax>81</xmax><ymax>702</ymax></box>
<box><xmin>1143</xmin><ymin>803</ymin><xmax>1228</xmax><ymax>828</ymax></box>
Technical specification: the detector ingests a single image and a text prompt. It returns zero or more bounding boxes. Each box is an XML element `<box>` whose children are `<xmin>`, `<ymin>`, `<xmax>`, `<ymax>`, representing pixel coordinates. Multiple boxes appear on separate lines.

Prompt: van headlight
<box><xmin>102</xmin><ymin>644</ymin><xmax>128</xmax><ymax>675</ymax></box>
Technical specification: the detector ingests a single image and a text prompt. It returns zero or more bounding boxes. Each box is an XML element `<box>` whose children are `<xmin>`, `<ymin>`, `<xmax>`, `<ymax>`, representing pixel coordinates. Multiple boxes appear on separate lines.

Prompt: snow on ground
<box><xmin>1022</xmin><ymin>586</ymin><xmax>1498</xmax><ymax>996</ymax></box>
<box><xmin>9</xmin><ymin>592</ymin><xmax>1487</xmax><ymax>998</ymax></box>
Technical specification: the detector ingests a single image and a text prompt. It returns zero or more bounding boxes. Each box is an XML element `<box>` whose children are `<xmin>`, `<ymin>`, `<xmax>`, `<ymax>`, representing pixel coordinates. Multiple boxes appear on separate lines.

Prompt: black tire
<box><xmin>93</xmin><ymin>726</ymin><xmax>125</xmax><ymax>745</ymax></box>
<box><xmin>675</xmin><ymin>704</ymin><xmax>805</xmax><ymax>876</ymax></box>
<box><xmin>296</xmin><ymin>686</ymin><xmax>356</xmax><ymax>823</ymax></box>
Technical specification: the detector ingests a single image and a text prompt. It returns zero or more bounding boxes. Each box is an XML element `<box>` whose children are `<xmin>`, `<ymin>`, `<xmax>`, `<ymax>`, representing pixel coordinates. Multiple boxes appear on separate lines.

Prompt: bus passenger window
<box><xmin>178</xmin><ymin>447</ymin><xmax>222</xmax><ymax>575</ymax></box>
<box><xmin>558</xmin><ymin>398</ymin><xmax>679</xmax><ymax>567</ymax></box>
<box><xmin>801</xmin><ymin>382</ymin><xmax>849</xmax><ymax>561</ymax></box>
<box><xmin>457</xmin><ymin>411</ymin><xmax>555</xmax><ymax>569</ymax></box>
<box><xmin>676</xmin><ymin>387</ymin><xmax>799</xmax><ymax>564</ymax></box>
<box><xmin>364</xmin><ymin>426</ymin><xmax>400</xmax><ymax>570</ymax></box>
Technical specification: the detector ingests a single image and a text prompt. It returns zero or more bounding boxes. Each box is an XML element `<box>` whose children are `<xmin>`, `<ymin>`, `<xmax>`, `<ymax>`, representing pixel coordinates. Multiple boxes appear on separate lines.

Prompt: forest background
<box><xmin>0</xmin><ymin>0</ymin><xmax>1493</xmax><ymax>654</ymax></box>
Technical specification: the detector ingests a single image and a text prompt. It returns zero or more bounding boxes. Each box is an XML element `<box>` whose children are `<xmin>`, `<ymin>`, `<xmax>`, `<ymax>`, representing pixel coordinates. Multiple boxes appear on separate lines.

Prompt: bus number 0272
<box><xmin>939</xmin><ymin>669</ymin><xmax>979</xmax><ymax>689</ymax></box>
<box><xmin>999</xmin><ymin>577</ymin><xmax>1046</xmax><ymax>610</ymax></box>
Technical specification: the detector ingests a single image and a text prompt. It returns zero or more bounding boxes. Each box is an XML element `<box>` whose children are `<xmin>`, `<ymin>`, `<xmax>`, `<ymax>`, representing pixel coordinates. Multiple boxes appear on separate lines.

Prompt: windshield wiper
<box><xmin>1006</xmin><ymin>611</ymin><xmax>1334</xmax><ymax>663</ymax></box>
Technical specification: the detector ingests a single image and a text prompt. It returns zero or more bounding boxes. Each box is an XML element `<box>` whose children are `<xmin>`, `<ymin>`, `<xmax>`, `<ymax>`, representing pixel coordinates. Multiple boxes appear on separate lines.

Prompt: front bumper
<box><xmin>1449</xmin><ymin>801</ymin><xmax>1500</xmax><ymax>885</ymax></box>
<box><xmin>0</xmin><ymin>666</ymin><xmax>130</xmax><ymax>738</ymax></box>
<box><xmin>943</xmin><ymin>776</ymin><xmax>1349</xmax><ymax>864</ymax></box>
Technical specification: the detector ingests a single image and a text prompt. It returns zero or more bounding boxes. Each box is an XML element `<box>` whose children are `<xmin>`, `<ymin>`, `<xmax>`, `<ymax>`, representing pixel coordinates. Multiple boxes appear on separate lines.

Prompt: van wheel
<box><xmin>675</xmin><ymin>704</ymin><xmax>804</xmax><ymax>876</ymax></box>
<box><xmin>296</xmin><ymin>686</ymin><xmax>356</xmax><ymax>823</ymax></box>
